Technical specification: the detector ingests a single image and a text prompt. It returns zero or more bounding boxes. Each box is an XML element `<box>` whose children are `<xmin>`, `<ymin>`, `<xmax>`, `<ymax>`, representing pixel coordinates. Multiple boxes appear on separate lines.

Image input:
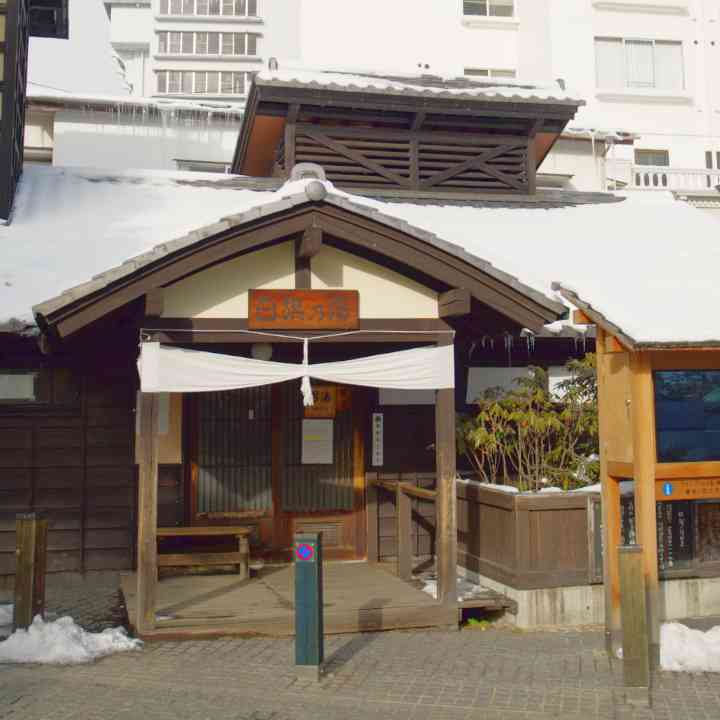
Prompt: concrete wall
<box><xmin>52</xmin><ymin>109</ymin><xmax>240</xmax><ymax>170</ymax></box>
<box><xmin>464</xmin><ymin>567</ymin><xmax>720</xmax><ymax>628</ymax></box>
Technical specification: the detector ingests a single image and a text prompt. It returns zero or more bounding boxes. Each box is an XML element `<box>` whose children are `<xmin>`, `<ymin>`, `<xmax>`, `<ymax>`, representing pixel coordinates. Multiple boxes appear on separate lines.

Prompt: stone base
<box><xmin>294</xmin><ymin>663</ymin><xmax>324</xmax><ymax>682</ymax></box>
<box><xmin>460</xmin><ymin>568</ymin><xmax>720</xmax><ymax>628</ymax></box>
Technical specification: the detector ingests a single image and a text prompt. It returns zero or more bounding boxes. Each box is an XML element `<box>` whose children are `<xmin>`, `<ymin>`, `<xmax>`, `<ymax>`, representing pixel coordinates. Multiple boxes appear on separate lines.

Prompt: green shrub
<box><xmin>457</xmin><ymin>354</ymin><xmax>599</xmax><ymax>492</ymax></box>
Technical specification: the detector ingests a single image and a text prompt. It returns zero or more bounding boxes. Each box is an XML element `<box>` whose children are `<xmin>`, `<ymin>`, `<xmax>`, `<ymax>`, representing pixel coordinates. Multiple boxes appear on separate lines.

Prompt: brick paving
<box><xmin>1</xmin><ymin>574</ymin><xmax>720</xmax><ymax>720</ymax></box>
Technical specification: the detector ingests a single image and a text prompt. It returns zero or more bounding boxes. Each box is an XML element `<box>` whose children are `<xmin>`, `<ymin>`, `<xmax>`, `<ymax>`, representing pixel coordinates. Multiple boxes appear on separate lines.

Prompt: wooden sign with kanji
<box><xmin>248</xmin><ymin>289</ymin><xmax>359</xmax><ymax>330</ymax></box>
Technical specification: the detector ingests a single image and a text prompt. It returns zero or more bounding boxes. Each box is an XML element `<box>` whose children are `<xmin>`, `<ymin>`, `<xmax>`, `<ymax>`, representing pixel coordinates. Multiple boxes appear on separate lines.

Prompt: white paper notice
<box><xmin>301</xmin><ymin>419</ymin><xmax>334</xmax><ymax>465</ymax></box>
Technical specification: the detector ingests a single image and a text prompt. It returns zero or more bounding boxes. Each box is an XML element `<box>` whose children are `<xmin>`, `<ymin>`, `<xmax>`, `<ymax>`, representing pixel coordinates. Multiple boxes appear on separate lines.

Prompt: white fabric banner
<box><xmin>138</xmin><ymin>342</ymin><xmax>454</xmax><ymax>404</ymax></box>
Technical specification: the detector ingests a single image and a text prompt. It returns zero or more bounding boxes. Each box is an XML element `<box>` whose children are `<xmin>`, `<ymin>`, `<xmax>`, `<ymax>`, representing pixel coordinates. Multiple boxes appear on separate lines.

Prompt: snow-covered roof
<box><xmin>3</xmin><ymin>165</ymin><xmax>720</xmax><ymax>348</ymax></box>
<box><xmin>254</xmin><ymin>69</ymin><xmax>584</xmax><ymax>107</ymax></box>
<box><xmin>28</xmin><ymin>0</ymin><xmax>130</xmax><ymax>97</ymax></box>
<box><xmin>28</xmin><ymin>86</ymin><xmax>246</xmax><ymax>117</ymax></box>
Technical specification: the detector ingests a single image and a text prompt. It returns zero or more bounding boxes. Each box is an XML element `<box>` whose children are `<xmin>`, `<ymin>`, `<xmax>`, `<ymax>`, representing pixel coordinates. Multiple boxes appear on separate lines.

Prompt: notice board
<box><xmin>301</xmin><ymin>419</ymin><xmax>334</xmax><ymax>465</ymax></box>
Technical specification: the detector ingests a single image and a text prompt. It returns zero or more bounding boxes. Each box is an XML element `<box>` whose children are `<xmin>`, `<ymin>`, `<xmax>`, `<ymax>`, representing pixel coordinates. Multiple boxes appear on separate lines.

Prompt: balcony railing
<box><xmin>630</xmin><ymin>165</ymin><xmax>720</xmax><ymax>191</ymax></box>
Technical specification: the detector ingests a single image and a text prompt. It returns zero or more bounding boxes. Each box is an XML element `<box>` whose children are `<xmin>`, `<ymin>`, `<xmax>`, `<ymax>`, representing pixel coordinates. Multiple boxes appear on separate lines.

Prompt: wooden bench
<box><xmin>156</xmin><ymin>526</ymin><xmax>251</xmax><ymax>579</ymax></box>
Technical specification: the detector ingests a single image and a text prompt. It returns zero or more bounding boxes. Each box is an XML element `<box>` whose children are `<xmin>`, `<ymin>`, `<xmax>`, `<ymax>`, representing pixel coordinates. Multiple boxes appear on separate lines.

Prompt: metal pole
<box><xmin>294</xmin><ymin>531</ymin><xmax>324</xmax><ymax>681</ymax></box>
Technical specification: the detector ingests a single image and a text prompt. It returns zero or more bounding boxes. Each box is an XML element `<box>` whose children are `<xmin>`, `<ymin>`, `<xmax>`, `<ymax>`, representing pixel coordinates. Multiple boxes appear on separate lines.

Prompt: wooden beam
<box><xmin>366</xmin><ymin>475</ymin><xmax>379</xmax><ymax>563</ymax></box>
<box><xmin>572</xmin><ymin>309</ymin><xmax>593</xmax><ymax>325</ymax></box>
<box><xmin>526</xmin><ymin>136</ymin><xmax>537</xmax><ymax>195</ymax></box>
<box><xmin>283</xmin><ymin>103</ymin><xmax>299</xmax><ymax>173</ymax></box>
<box><xmin>605</xmin><ymin>334</ymin><xmax>626</xmax><ymax>354</ymax></box>
<box><xmin>439</xmin><ymin>288</ymin><xmax>471</xmax><ymax>318</ymax></box>
<box><xmin>629</xmin><ymin>351</ymin><xmax>660</xmax><ymax>665</ymax></box>
<box><xmin>435</xmin><ymin>338</ymin><xmax>457</xmax><ymax>609</ymax></box>
<box><xmin>597</xmin><ymin>327</ymin><xmax>623</xmax><ymax>656</ymax></box>
<box><xmin>136</xmin><ymin>392</ymin><xmax>160</xmax><ymax>634</ymax></box>
<box><xmin>144</xmin><ymin>289</ymin><xmax>164</xmax><ymax>318</ymax></box>
<box><xmin>297</xmin><ymin>225</ymin><xmax>323</xmax><ymax>259</ymax></box>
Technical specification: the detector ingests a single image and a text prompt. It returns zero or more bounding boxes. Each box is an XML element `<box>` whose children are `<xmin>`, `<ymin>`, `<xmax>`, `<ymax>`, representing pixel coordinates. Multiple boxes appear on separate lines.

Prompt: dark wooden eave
<box><xmin>36</xmin><ymin>202</ymin><xmax>565</xmax><ymax>342</ymax></box>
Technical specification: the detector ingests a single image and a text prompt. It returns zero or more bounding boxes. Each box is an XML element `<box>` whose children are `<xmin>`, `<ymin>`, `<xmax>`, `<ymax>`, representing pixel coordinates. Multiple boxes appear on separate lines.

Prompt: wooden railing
<box><xmin>367</xmin><ymin>476</ymin><xmax>437</xmax><ymax>580</ymax></box>
<box><xmin>630</xmin><ymin>165</ymin><xmax>720</xmax><ymax>191</ymax></box>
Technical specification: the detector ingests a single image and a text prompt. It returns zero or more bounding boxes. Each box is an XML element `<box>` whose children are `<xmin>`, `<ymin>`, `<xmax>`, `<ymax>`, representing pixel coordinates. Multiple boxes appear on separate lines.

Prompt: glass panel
<box><xmin>195</xmin><ymin>31</ymin><xmax>207</xmax><ymax>54</ymax></box>
<box><xmin>157</xmin><ymin>32</ymin><xmax>167</xmax><ymax>54</ymax></box>
<box><xmin>235</xmin><ymin>0</ymin><xmax>246</xmax><ymax>14</ymax></box>
<box><xmin>465</xmin><ymin>68</ymin><xmax>489</xmax><ymax>77</ymax></box>
<box><xmin>194</xmin><ymin>71</ymin><xmax>207</xmax><ymax>93</ymax></box>
<box><xmin>182</xmin><ymin>0</ymin><xmax>194</xmax><ymax>14</ymax></box>
<box><xmin>489</xmin><ymin>0</ymin><xmax>513</xmax><ymax>17</ymax></box>
<box><xmin>209</xmin><ymin>0</ymin><xmax>221</xmax><ymax>13</ymax></box>
<box><xmin>697</xmin><ymin>503</ymin><xmax>720</xmax><ymax>563</ymax></box>
<box><xmin>159</xmin><ymin>0</ymin><xmax>169</xmax><ymax>13</ymax></box>
<box><xmin>222</xmin><ymin>0</ymin><xmax>234</xmax><ymax>13</ymax></box>
<box><xmin>246</xmin><ymin>34</ymin><xmax>257</xmax><ymax>55</ymax></box>
<box><xmin>707</xmin><ymin>151</ymin><xmax>713</xmax><ymax>170</ymax></box>
<box><xmin>221</xmin><ymin>71</ymin><xmax>233</xmax><ymax>93</ymax></box>
<box><xmin>169</xmin><ymin>31</ymin><xmax>181</xmax><ymax>54</ymax></box>
<box><xmin>233</xmin><ymin>72</ymin><xmax>245</xmax><ymax>94</ymax></box>
<box><xmin>182</xmin><ymin>71</ymin><xmax>193</xmax><ymax>94</ymax></box>
<box><xmin>0</xmin><ymin>372</ymin><xmax>38</xmax><ymax>401</ymax></box>
<box><xmin>207</xmin><ymin>72</ymin><xmax>219</xmax><ymax>93</ymax></box>
<box><xmin>247</xmin><ymin>0</ymin><xmax>257</xmax><ymax>16</ymax></box>
<box><xmin>625</xmin><ymin>40</ymin><xmax>654</xmax><ymax>88</ymax></box>
<box><xmin>654</xmin><ymin>41</ymin><xmax>684</xmax><ymax>91</ymax></box>
<box><xmin>490</xmin><ymin>68</ymin><xmax>516</xmax><ymax>78</ymax></box>
<box><xmin>635</xmin><ymin>149</ymin><xmax>669</xmax><ymax>166</ymax></box>
<box><xmin>655</xmin><ymin>370</ymin><xmax>720</xmax><ymax>462</ymax></box>
<box><xmin>182</xmin><ymin>32</ymin><xmax>193</xmax><ymax>53</ymax></box>
<box><xmin>170</xmin><ymin>0</ymin><xmax>182</xmax><ymax>14</ymax></box>
<box><xmin>207</xmin><ymin>32</ymin><xmax>219</xmax><ymax>54</ymax></box>
<box><xmin>222</xmin><ymin>33</ymin><xmax>234</xmax><ymax>55</ymax></box>
<box><xmin>168</xmin><ymin>71</ymin><xmax>181</xmax><ymax>93</ymax></box>
<box><xmin>464</xmin><ymin>0</ymin><xmax>488</xmax><ymax>15</ymax></box>
<box><xmin>157</xmin><ymin>71</ymin><xmax>167</xmax><ymax>93</ymax></box>
<box><xmin>196</xmin><ymin>0</ymin><xmax>208</xmax><ymax>14</ymax></box>
<box><xmin>595</xmin><ymin>38</ymin><xmax>624</xmax><ymax>88</ymax></box>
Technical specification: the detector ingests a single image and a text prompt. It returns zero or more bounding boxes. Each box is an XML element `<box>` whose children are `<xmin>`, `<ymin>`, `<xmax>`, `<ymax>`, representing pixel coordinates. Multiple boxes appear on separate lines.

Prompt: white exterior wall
<box><xmin>51</xmin><ymin>109</ymin><xmax>240</xmax><ymax>171</ymax></box>
<box><xmin>106</xmin><ymin>0</ymin><xmax>302</xmax><ymax>100</ymax></box>
<box><xmin>299</xmin><ymin>0</ymin><xmax>720</xmax><ymax>186</ymax></box>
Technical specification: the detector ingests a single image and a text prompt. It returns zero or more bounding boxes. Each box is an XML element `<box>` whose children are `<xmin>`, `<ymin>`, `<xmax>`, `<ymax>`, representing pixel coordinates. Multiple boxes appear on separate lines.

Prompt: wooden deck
<box><xmin>120</xmin><ymin>562</ymin><xmax>458</xmax><ymax>640</ymax></box>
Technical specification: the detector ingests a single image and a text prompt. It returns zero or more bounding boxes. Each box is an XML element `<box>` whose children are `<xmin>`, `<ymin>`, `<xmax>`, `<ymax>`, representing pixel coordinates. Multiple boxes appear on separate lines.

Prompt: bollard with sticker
<box><xmin>294</xmin><ymin>531</ymin><xmax>324</xmax><ymax>680</ymax></box>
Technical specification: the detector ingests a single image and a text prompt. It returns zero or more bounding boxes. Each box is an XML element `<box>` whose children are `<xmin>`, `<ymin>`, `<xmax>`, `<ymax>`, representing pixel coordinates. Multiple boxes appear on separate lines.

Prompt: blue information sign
<box><xmin>663</xmin><ymin>482</ymin><xmax>673</xmax><ymax>497</ymax></box>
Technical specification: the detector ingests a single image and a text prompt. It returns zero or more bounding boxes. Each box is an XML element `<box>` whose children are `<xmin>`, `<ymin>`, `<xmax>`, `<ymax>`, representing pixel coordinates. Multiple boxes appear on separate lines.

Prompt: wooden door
<box><xmin>189</xmin><ymin>383</ymin><xmax>366</xmax><ymax>559</ymax></box>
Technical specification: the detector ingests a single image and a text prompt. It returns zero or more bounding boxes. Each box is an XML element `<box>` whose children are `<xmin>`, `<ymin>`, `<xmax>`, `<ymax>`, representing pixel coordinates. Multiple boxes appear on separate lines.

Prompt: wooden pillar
<box><xmin>13</xmin><ymin>513</ymin><xmax>48</xmax><ymax>630</ymax></box>
<box><xmin>597</xmin><ymin>328</ymin><xmax>623</xmax><ymax>653</ymax></box>
<box><xmin>435</xmin><ymin>340</ymin><xmax>457</xmax><ymax>606</ymax></box>
<box><xmin>396</xmin><ymin>484</ymin><xmax>412</xmax><ymax>581</ymax></box>
<box><xmin>136</xmin><ymin>392</ymin><xmax>160</xmax><ymax>634</ymax></box>
<box><xmin>366</xmin><ymin>476</ymin><xmax>379</xmax><ymax>563</ymax></box>
<box><xmin>619</xmin><ymin>545</ymin><xmax>650</xmax><ymax>702</ymax></box>
<box><xmin>630</xmin><ymin>351</ymin><xmax>660</xmax><ymax>664</ymax></box>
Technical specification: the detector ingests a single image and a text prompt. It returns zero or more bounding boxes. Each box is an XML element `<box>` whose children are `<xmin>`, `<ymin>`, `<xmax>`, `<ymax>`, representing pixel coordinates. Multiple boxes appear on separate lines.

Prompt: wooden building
<box><xmin>5</xmin><ymin>69</ymin><xmax>671</xmax><ymax>638</ymax></box>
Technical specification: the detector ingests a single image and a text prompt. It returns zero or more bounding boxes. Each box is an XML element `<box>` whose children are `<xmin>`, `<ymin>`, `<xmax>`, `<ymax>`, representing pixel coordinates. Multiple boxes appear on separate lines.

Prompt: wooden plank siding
<box><xmin>0</xmin><ymin>365</ymin><xmax>139</xmax><ymax>578</ymax></box>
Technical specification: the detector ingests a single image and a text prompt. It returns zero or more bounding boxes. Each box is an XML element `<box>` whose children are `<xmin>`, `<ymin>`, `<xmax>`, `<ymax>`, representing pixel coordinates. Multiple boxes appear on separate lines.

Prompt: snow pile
<box><xmin>661</xmin><ymin>623</ymin><xmax>720</xmax><ymax>673</ymax></box>
<box><xmin>538</xmin><ymin>487</ymin><xmax>564</xmax><ymax>494</ymax></box>
<box><xmin>456</xmin><ymin>478</ymin><xmax>519</xmax><ymax>494</ymax></box>
<box><xmin>0</xmin><ymin>615</ymin><xmax>142</xmax><ymax>665</ymax></box>
<box><xmin>573</xmin><ymin>481</ymin><xmax>635</xmax><ymax>495</ymax></box>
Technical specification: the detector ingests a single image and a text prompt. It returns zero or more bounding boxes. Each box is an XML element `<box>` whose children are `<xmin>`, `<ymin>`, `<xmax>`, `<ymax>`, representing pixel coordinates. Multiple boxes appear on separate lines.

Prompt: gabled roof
<box><xmin>4</xmin><ymin>165</ymin><xmax>720</xmax><ymax>348</ymax></box>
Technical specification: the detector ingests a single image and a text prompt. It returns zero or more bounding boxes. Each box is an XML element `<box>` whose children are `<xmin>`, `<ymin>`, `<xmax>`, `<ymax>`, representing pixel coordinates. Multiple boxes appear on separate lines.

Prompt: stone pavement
<box><xmin>1</xmin><ymin>573</ymin><xmax>720</xmax><ymax>720</ymax></box>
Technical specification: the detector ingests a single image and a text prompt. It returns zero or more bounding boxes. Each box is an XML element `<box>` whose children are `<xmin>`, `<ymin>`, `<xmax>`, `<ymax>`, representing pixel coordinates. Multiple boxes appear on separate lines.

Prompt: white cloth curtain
<box><xmin>138</xmin><ymin>341</ymin><xmax>454</xmax><ymax>405</ymax></box>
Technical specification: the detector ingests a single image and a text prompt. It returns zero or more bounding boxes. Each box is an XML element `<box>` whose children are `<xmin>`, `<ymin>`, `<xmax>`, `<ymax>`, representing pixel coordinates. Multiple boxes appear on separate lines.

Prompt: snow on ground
<box><xmin>661</xmin><ymin>623</ymin><xmax>720</xmax><ymax>673</ymax></box>
<box><xmin>0</xmin><ymin>615</ymin><xmax>141</xmax><ymax>665</ymax></box>
<box><xmin>420</xmin><ymin>573</ymin><xmax>489</xmax><ymax>602</ymax></box>
<box><xmin>0</xmin><ymin>604</ymin><xmax>12</xmax><ymax>636</ymax></box>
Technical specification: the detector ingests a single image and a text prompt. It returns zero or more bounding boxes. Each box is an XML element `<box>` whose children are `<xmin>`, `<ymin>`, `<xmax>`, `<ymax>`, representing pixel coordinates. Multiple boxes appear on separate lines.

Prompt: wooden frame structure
<box><xmin>232</xmin><ymin>73</ymin><xmax>582</xmax><ymax>196</ymax></box>
<box><xmin>571</xmin><ymin>298</ymin><xmax>720</xmax><ymax>663</ymax></box>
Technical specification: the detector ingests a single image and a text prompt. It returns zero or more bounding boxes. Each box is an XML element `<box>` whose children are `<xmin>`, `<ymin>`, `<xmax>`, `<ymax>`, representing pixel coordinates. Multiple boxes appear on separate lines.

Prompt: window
<box><xmin>655</xmin><ymin>371</ymin><xmax>720</xmax><ymax>462</ymax></box>
<box><xmin>221</xmin><ymin>71</ymin><xmax>233</xmax><ymax>94</ymax></box>
<box><xmin>169</xmin><ymin>31</ymin><xmax>181</xmax><ymax>54</ymax></box>
<box><xmin>0</xmin><ymin>369</ymin><xmax>79</xmax><ymax>408</ymax></box>
<box><xmin>160</xmin><ymin>0</ymin><xmax>257</xmax><ymax>15</ymax></box>
<box><xmin>194</xmin><ymin>71</ymin><xmax>207</xmax><ymax>93</ymax></box>
<box><xmin>158</xmin><ymin>32</ymin><xmax>167</xmax><ymax>54</ymax></box>
<box><xmin>635</xmin><ymin>149</ymin><xmax>669</xmax><ymax>167</ymax></box>
<box><xmin>181</xmin><ymin>71</ymin><xmax>193</xmax><ymax>94</ymax></box>
<box><xmin>246</xmin><ymin>33</ymin><xmax>257</xmax><ymax>55</ymax></box>
<box><xmin>157</xmin><ymin>70</ymin><xmax>167</xmax><ymax>93</ymax></box>
<box><xmin>595</xmin><ymin>37</ymin><xmax>684</xmax><ymax>91</ymax></box>
<box><xmin>465</xmin><ymin>67</ymin><xmax>516</xmax><ymax>79</ymax></box>
<box><xmin>182</xmin><ymin>32</ymin><xmax>193</xmax><ymax>54</ymax></box>
<box><xmin>463</xmin><ymin>0</ymin><xmax>513</xmax><ymax>17</ymax></box>
<box><xmin>222</xmin><ymin>33</ymin><xmax>234</xmax><ymax>55</ymax></box>
<box><xmin>706</xmin><ymin>151</ymin><xmax>720</xmax><ymax>170</ymax></box>
<box><xmin>195</xmin><ymin>31</ymin><xmax>207</xmax><ymax>54</ymax></box>
<box><xmin>168</xmin><ymin>70</ymin><xmax>181</xmax><ymax>93</ymax></box>
<box><xmin>207</xmin><ymin>32</ymin><xmax>220</xmax><ymax>54</ymax></box>
<box><xmin>159</xmin><ymin>70</ymin><xmax>249</xmax><ymax>95</ymax></box>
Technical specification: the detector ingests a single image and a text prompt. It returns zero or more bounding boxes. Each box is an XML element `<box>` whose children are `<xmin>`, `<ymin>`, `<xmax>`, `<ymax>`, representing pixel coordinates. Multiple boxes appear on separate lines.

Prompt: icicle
<box><xmin>504</xmin><ymin>333</ymin><xmax>514</xmax><ymax>353</ymax></box>
<box><xmin>469</xmin><ymin>340</ymin><xmax>477</xmax><ymax>360</ymax></box>
<box><xmin>524</xmin><ymin>332</ymin><xmax>535</xmax><ymax>353</ymax></box>
<box><xmin>300</xmin><ymin>338</ymin><xmax>314</xmax><ymax>407</ymax></box>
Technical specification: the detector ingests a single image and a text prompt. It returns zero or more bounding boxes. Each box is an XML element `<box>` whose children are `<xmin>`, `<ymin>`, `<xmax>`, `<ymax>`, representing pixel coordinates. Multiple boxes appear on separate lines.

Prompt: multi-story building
<box><xmin>104</xmin><ymin>0</ymin><xmax>302</xmax><ymax>101</ymax></box>
<box><xmin>299</xmin><ymin>0</ymin><xmax>720</xmax><ymax>196</ymax></box>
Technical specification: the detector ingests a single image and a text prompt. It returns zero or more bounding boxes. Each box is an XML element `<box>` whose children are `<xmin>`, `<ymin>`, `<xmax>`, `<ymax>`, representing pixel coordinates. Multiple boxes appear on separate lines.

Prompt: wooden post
<box><xmin>136</xmin><ymin>392</ymin><xmax>160</xmax><ymax>634</ymax></box>
<box><xmin>630</xmin><ymin>351</ymin><xmax>661</xmax><ymax>665</ymax></box>
<box><xmin>366</xmin><ymin>477</ymin><xmax>379</xmax><ymax>563</ymax></box>
<box><xmin>396</xmin><ymin>484</ymin><xmax>412</xmax><ymax>581</ymax></box>
<box><xmin>13</xmin><ymin>513</ymin><xmax>48</xmax><ymax>631</ymax></box>
<box><xmin>597</xmin><ymin>327</ymin><xmax>623</xmax><ymax>654</ymax></box>
<box><xmin>435</xmin><ymin>341</ymin><xmax>457</xmax><ymax>606</ymax></box>
<box><xmin>619</xmin><ymin>545</ymin><xmax>650</xmax><ymax>706</ymax></box>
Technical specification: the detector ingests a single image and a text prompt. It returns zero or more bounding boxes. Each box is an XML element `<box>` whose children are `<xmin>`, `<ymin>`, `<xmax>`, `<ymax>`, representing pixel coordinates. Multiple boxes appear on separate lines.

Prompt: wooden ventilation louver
<box><xmin>292</xmin><ymin>124</ymin><xmax>531</xmax><ymax>194</ymax></box>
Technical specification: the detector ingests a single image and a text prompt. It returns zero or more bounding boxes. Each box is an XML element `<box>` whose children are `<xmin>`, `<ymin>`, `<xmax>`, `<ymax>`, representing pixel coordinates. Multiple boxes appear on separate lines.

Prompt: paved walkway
<box><xmin>1</xmin><ymin>573</ymin><xmax>720</xmax><ymax>720</ymax></box>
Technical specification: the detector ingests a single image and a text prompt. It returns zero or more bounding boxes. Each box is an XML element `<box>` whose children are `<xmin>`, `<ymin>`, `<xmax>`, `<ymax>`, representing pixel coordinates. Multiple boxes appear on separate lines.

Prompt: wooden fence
<box><xmin>367</xmin><ymin>473</ymin><xmax>603</xmax><ymax>590</ymax></box>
